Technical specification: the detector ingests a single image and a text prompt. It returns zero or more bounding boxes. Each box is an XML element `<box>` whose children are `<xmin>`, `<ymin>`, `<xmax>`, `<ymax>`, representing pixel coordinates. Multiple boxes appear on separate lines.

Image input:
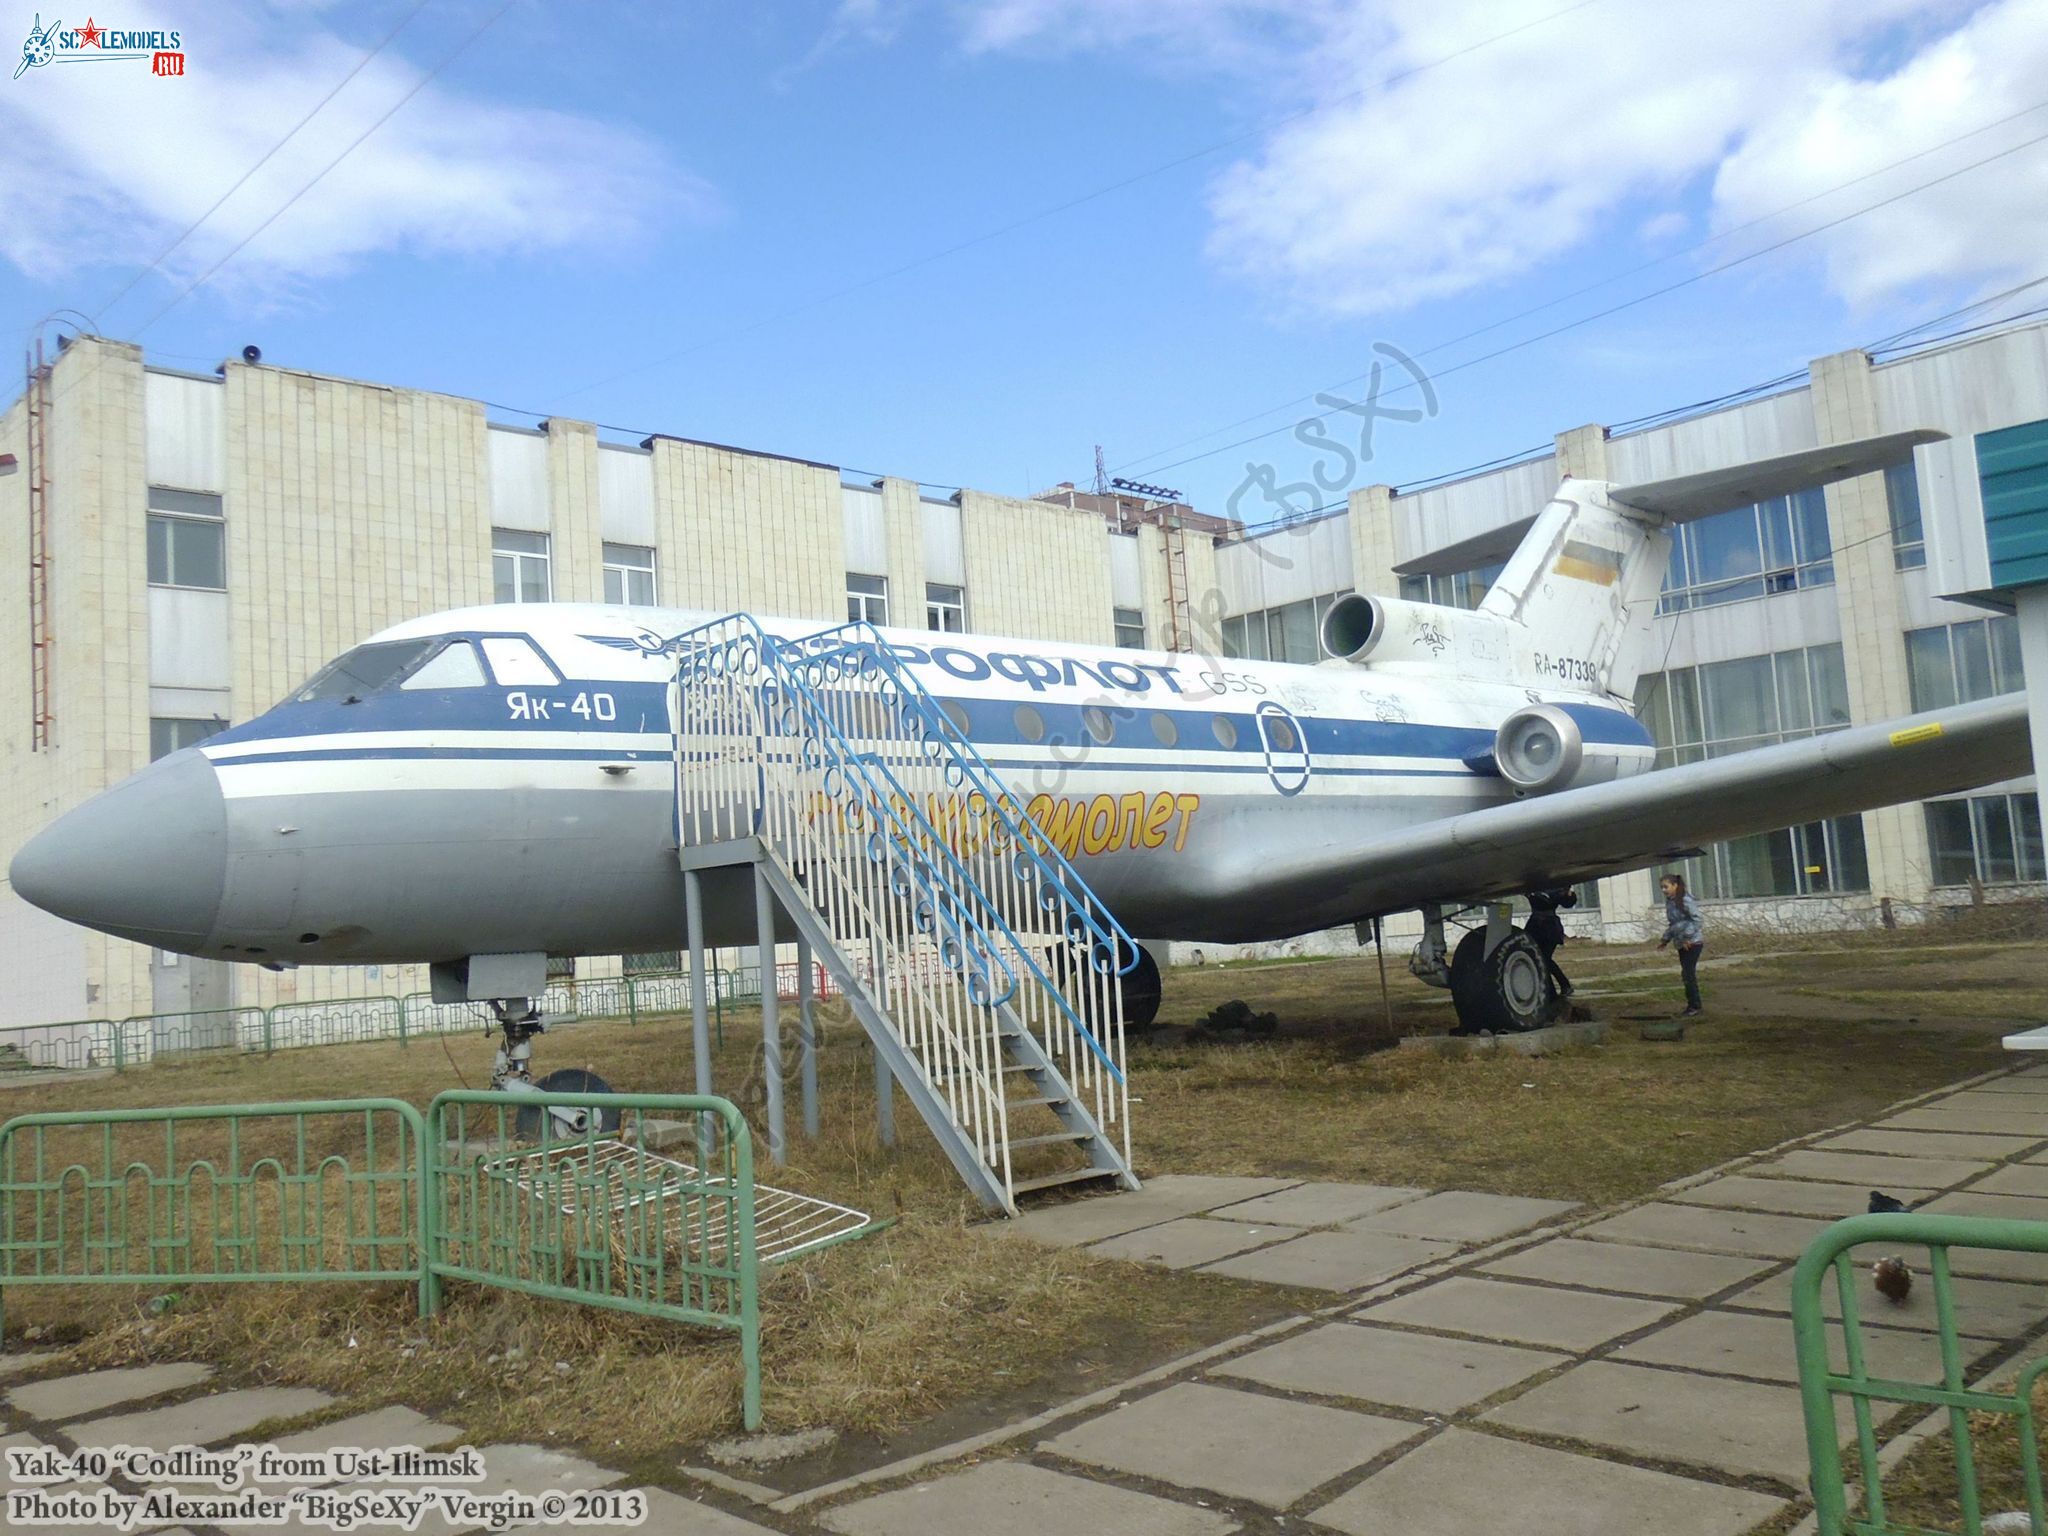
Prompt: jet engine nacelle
<box><xmin>1492</xmin><ymin>704</ymin><xmax>1636</xmax><ymax>795</ymax></box>
<box><xmin>1320</xmin><ymin>593</ymin><xmax>1516</xmax><ymax>677</ymax></box>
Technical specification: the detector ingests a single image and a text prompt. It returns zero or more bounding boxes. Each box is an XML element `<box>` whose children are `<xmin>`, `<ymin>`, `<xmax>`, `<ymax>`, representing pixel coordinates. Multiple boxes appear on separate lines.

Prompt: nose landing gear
<box><xmin>485</xmin><ymin>998</ymin><xmax>621</xmax><ymax>1139</ymax></box>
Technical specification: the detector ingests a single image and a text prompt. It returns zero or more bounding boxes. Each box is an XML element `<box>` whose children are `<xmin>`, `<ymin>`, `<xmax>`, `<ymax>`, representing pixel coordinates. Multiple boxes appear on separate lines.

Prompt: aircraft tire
<box><xmin>1448</xmin><ymin>927</ymin><xmax>1555</xmax><ymax>1034</ymax></box>
<box><xmin>1048</xmin><ymin>939</ymin><xmax>1162</xmax><ymax>1029</ymax></box>
<box><xmin>1119</xmin><ymin>944</ymin><xmax>1163</xmax><ymax>1030</ymax></box>
<box><xmin>514</xmin><ymin>1066</ymin><xmax>623</xmax><ymax>1141</ymax></box>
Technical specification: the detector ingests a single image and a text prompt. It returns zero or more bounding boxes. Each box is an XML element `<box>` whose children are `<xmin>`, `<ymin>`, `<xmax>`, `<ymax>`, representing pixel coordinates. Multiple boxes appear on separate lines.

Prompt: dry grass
<box><xmin>1849</xmin><ymin>1375</ymin><xmax>2048</xmax><ymax>1532</ymax></box>
<box><xmin>0</xmin><ymin>1013</ymin><xmax>1299</xmax><ymax>1455</ymax></box>
<box><xmin>1128</xmin><ymin>942</ymin><xmax>2029</xmax><ymax>1205</ymax></box>
<box><xmin>1</xmin><ymin>930</ymin><xmax>2040</xmax><ymax>1460</ymax></box>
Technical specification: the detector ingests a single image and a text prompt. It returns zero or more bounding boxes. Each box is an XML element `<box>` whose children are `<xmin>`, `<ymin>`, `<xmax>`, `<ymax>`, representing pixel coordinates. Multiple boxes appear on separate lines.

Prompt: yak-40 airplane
<box><xmin>9</xmin><ymin>430</ymin><xmax>2035</xmax><ymax>1047</ymax></box>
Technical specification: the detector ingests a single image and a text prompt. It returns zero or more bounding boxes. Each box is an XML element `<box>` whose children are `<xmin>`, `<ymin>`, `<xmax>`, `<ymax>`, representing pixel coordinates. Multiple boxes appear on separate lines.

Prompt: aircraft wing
<box><xmin>1225</xmin><ymin>694</ymin><xmax>2034</xmax><ymax>929</ymax></box>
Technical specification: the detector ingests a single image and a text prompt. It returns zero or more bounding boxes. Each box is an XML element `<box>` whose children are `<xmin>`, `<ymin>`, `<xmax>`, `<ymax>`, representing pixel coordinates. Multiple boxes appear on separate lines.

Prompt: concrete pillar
<box><xmin>878</xmin><ymin>477</ymin><xmax>926</xmax><ymax>632</ymax></box>
<box><xmin>1346</xmin><ymin>484</ymin><xmax>1399</xmax><ymax>597</ymax></box>
<box><xmin>544</xmin><ymin>418</ymin><xmax>603</xmax><ymax>602</ymax></box>
<box><xmin>1555</xmin><ymin>424</ymin><xmax>1610</xmax><ymax>481</ymax></box>
<box><xmin>1810</xmin><ymin>348</ymin><xmax>1924</xmax><ymax>906</ymax></box>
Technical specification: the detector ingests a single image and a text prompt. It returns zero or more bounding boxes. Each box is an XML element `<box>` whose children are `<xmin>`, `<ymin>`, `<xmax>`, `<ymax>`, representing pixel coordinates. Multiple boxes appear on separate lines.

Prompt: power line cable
<box><xmin>1221</xmin><ymin>277</ymin><xmax>2048</xmax><ymax>541</ymax></box>
<box><xmin>1125</xmin><ymin>125</ymin><xmax>2048</xmax><ymax>481</ymax></box>
<box><xmin>1113</xmin><ymin>95</ymin><xmax>2048</xmax><ymax>476</ymax></box>
<box><xmin>542</xmin><ymin>0</ymin><xmax>1615</xmax><ymax>406</ymax></box>
<box><xmin>132</xmin><ymin>0</ymin><xmax>515</xmax><ymax>335</ymax></box>
<box><xmin>92</xmin><ymin>0</ymin><xmax>434</xmax><ymax>324</ymax></box>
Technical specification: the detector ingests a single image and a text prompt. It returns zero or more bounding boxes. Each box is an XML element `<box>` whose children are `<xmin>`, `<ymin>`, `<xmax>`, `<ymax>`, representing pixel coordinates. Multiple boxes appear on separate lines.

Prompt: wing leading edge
<box><xmin>1218</xmin><ymin>694</ymin><xmax>2033</xmax><ymax>931</ymax></box>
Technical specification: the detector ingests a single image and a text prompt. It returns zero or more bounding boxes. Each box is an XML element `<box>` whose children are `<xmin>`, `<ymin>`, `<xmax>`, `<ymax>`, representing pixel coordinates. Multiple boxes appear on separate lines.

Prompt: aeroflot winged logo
<box><xmin>14</xmin><ymin>14</ymin><xmax>186</xmax><ymax>79</ymax></box>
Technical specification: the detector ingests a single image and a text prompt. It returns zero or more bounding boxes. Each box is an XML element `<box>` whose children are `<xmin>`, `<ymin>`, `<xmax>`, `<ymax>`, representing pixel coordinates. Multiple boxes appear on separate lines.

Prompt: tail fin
<box><xmin>1477</xmin><ymin>485</ymin><xmax>1670</xmax><ymax>703</ymax></box>
<box><xmin>1478</xmin><ymin>429</ymin><xmax>1946</xmax><ymax>704</ymax></box>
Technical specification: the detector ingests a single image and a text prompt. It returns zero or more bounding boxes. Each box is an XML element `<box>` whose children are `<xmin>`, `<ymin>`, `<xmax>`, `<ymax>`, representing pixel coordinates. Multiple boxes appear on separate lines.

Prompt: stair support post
<box><xmin>796</xmin><ymin>934</ymin><xmax>820</xmax><ymax>1141</ymax></box>
<box><xmin>753</xmin><ymin>864</ymin><xmax>786</xmax><ymax>1165</ymax></box>
<box><xmin>685</xmin><ymin>867</ymin><xmax>716</xmax><ymax>1162</ymax></box>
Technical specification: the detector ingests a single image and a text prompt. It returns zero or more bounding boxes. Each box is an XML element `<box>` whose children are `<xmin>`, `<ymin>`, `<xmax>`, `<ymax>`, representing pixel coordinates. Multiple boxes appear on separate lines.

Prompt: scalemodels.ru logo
<box><xmin>14</xmin><ymin>13</ymin><xmax>186</xmax><ymax>79</ymax></box>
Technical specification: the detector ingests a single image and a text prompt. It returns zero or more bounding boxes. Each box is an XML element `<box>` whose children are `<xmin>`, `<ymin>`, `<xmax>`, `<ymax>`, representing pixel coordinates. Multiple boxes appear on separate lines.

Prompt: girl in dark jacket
<box><xmin>1658</xmin><ymin>873</ymin><xmax>1705</xmax><ymax>1016</ymax></box>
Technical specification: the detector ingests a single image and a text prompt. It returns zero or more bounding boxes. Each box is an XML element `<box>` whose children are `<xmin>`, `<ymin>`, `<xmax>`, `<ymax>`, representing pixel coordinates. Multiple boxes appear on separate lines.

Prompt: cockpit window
<box><xmin>400</xmin><ymin>640</ymin><xmax>487</xmax><ymax>690</ymax></box>
<box><xmin>480</xmin><ymin>636</ymin><xmax>559</xmax><ymax>686</ymax></box>
<box><xmin>294</xmin><ymin>639</ymin><xmax>440</xmax><ymax>703</ymax></box>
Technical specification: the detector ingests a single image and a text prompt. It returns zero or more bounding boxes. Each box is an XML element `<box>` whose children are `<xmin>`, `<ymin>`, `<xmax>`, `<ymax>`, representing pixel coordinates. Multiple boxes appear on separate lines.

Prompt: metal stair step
<box><xmin>1005</xmin><ymin>1130</ymin><xmax>1093</xmax><ymax>1151</ymax></box>
<box><xmin>1005</xmin><ymin>1094</ymin><xmax>1070</xmax><ymax>1112</ymax></box>
<box><xmin>929</xmin><ymin>1063</ymin><xmax>1036</xmax><ymax>1083</ymax></box>
<box><xmin>1012</xmin><ymin>1166</ymin><xmax>1123</xmax><ymax>1196</ymax></box>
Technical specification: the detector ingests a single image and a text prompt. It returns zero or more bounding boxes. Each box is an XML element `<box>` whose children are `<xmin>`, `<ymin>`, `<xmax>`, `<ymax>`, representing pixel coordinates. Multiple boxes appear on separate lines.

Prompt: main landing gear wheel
<box><xmin>1118</xmin><ymin>944</ymin><xmax>1162</xmax><ymax>1030</ymax></box>
<box><xmin>1448</xmin><ymin>927</ymin><xmax>1557</xmax><ymax>1035</ymax></box>
<box><xmin>1049</xmin><ymin>939</ymin><xmax>1163</xmax><ymax>1029</ymax></box>
<box><xmin>514</xmin><ymin>1066</ymin><xmax>623</xmax><ymax>1141</ymax></box>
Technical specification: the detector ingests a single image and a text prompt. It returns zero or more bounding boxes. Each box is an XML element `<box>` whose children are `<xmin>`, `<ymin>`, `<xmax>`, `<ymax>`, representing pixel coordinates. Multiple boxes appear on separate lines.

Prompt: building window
<box><xmin>150</xmin><ymin>716</ymin><xmax>224</xmax><ymax>761</ymax></box>
<box><xmin>1659</xmin><ymin>487</ymin><xmax>1833</xmax><ymax>612</ymax></box>
<box><xmin>1398</xmin><ymin>564</ymin><xmax>1502</xmax><ymax>611</ymax></box>
<box><xmin>602</xmin><ymin>543</ymin><xmax>656</xmax><ymax>606</ymax></box>
<box><xmin>493</xmin><ymin>529</ymin><xmax>551</xmax><ymax>604</ymax></box>
<box><xmin>1886</xmin><ymin>460</ymin><xmax>1926</xmax><ymax>571</ymax></box>
<box><xmin>1904</xmin><ymin>616</ymin><xmax>2023</xmax><ymax>713</ymax></box>
<box><xmin>1635</xmin><ymin>642</ymin><xmax>1868</xmax><ymax>898</ymax></box>
<box><xmin>1221</xmin><ymin>591</ymin><xmax>1355</xmax><ymax>664</ymax></box>
<box><xmin>1925</xmin><ymin>793</ymin><xmax>2044</xmax><ymax>886</ymax></box>
<box><xmin>1113</xmin><ymin>607</ymin><xmax>1146</xmax><ymax>648</ymax></box>
<box><xmin>847</xmin><ymin>573</ymin><xmax>888</xmax><ymax>625</ymax></box>
<box><xmin>926</xmin><ymin>583</ymin><xmax>966</xmax><ymax>633</ymax></box>
<box><xmin>146</xmin><ymin>487</ymin><xmax>225</xmax><ymax>590</ymax></box>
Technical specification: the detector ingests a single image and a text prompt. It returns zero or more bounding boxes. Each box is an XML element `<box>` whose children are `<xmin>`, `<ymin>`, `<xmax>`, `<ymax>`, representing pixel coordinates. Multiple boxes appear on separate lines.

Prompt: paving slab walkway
<box><xmin>7</xmin><ymin>1060</ymin><xmax>2048</xmax><ymax>1536</ymax></box>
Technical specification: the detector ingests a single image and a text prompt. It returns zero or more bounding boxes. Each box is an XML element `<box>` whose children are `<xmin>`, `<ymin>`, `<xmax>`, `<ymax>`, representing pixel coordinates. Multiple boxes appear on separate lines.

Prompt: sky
<box><xmin>4</xmin><ymin>0</ymin><xmax>2048</xmax><ymax>525</ymax></box>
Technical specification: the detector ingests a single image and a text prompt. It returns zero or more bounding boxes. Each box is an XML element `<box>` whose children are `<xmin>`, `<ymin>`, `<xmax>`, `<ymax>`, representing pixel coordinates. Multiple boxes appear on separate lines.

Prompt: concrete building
<box><xmin>1212</xmin><ymin>314</ymin><xmax>2048</xmax><ymax>940</ymax></box>
<box><xmin>3</xmin><ymin>317</ymin><xmax>2044</xmax><ymax>1031</ymax></box>
<box><xmin>0</xmin><ymin>336</ymin><xmax>1229</xmax><ymax>1030</ymax></box>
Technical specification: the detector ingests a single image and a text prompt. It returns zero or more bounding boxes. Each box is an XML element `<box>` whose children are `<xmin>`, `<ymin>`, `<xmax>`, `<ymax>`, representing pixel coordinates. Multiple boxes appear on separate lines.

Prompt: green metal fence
<box><xmin>0</xmin><ymin>971</ymin><xmax>757</xmax><ymax>1078</ymax></box>
<box><xmin>1795</xmin><ymin>1212</ymin><xmax>2048</xmax><ymax>1536</ymax></box>
<box><xmin>0</xmin><ymin>1090</ymin><xmax>777</xmax><ymax>1429</ymax></box>
<box><xmin>426</xmin><ymin>1089</ymin><xmax>763</xmax><ymax>1428</ymax></box>
<box><xmin>0</xmin><ymin>1099</ymin><xmax>431</xmax><ymax>1336</ymax></box>
<box><xmin>0</xmin><ymin>1019</ymin><xmax>116</xmax><ymax>1074</ymax></box>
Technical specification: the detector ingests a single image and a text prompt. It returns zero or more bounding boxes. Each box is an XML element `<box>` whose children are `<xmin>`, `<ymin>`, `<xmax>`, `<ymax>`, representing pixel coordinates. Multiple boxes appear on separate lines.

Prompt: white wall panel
<box><xmin>0</xmin><ymin>895</ymin><xmax>87</xmax><ymax>1027</ymax></box>
<box><xmin>597</xmin><ymin>444</ymin><xmax>654</xmax><ymax>544</ymax></box>
<box><xmin>1879</xmin><ymin>330</ymin><xmax>2048</xmax><ymax>603</ymax></box>
<box><xmin>150</xmin><ymin>685</ymin><xmax>232</xmax><ymax>720</ymax></box>
<box><xmin>1217</xmin><ymin>513</ymin><xmax>1355</xmax><ymax>617</ymax></box>
<box><xmin>921</xmin><ymin>500</ymin><xmax>965</xmax><ymax>586</ymax></box>
<box><xmin>1395</xmin><ymin>456</ymin><xmax>1558</xmax><ymax>563</ymax></box>
<box><xmin>144</xmin><ymin>370</ymin><xmax>223</xmax><ymax>491</ymax></box>
<box><xmin>842</xmin><ymin>485</ymin><xmax>888</xmax><ymax>573</ymax></box>
<box><xmin>1605</xmin><ymin>390</ymin><xmax>1817</xmax><ymax>484</ymax></box>
<box><xmin>1109</xmin><ymin>531</ymin><xmax>1142</xmax><ymax>607</ymax></box>
<box><xmin>487</xmin><ymin>427</ymin><xmax>549</xmax><ymax>532</ymax></box>
<box><xmin>148</xmin><ymin>586</ymin><xmax>231</xmax><ymax>689</ymax></box>
<box><xmin>1651</xmin><ymin>585</ymin><xmax>1841</xmax><ymax>671</ymax></box>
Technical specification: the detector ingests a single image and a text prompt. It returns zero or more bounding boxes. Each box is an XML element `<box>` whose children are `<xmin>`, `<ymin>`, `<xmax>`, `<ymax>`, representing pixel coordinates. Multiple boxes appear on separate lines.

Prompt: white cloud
<box><xmin>0</xmin><ymin>2</ymin><xmax>710</xmax><ymax>312</ymax></box>
<box><xmin>957</xmin><ymin>0</ymin><xmax>2038</xmax><ymax>318</ymax></box>
<box><xmin>1710</xmin><ymin>0</ymin><xmax>2048</xmax><ymax>310</ymax></box>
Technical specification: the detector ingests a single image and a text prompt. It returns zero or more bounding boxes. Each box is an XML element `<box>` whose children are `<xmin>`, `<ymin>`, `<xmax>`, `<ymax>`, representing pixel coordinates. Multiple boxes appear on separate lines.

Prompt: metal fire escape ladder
<box><xmin>1161</xmin><ymin>511</ymin><xmax>1193</xmax><ymax>653</ymax></box>
<box><xmin>25</xmin><ymin>342</ymin><xmax>54</xmax><ymax>749</ymax></box>
<box><xmin>671</xmin><ymin>616</ymin><xmax>1140</xmax><ymax>1215</ymax></box>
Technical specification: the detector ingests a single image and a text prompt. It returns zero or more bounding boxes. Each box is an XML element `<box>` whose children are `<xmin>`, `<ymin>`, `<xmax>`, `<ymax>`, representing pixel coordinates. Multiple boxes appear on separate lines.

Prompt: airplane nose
<box><xmin>9</xmin><ymin>749</ymin><xmax>228</xmax><ymax>952</ymax></box>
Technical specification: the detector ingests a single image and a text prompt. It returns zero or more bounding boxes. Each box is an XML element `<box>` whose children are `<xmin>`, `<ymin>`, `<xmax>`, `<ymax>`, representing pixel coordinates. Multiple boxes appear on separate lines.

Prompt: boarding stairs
<box><xmin>670</xmin><ymin>615</ymin><xmax>1139</xmax><ymax>1215</ymax></box>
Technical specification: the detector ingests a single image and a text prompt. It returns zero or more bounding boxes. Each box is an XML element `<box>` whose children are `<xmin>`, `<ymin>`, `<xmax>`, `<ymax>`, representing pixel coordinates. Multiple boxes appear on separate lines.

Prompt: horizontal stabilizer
<box><xmin>1609</xmin><ymin>430</ymin><xmax>1947</xmax><ymax>523</ymax></box>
